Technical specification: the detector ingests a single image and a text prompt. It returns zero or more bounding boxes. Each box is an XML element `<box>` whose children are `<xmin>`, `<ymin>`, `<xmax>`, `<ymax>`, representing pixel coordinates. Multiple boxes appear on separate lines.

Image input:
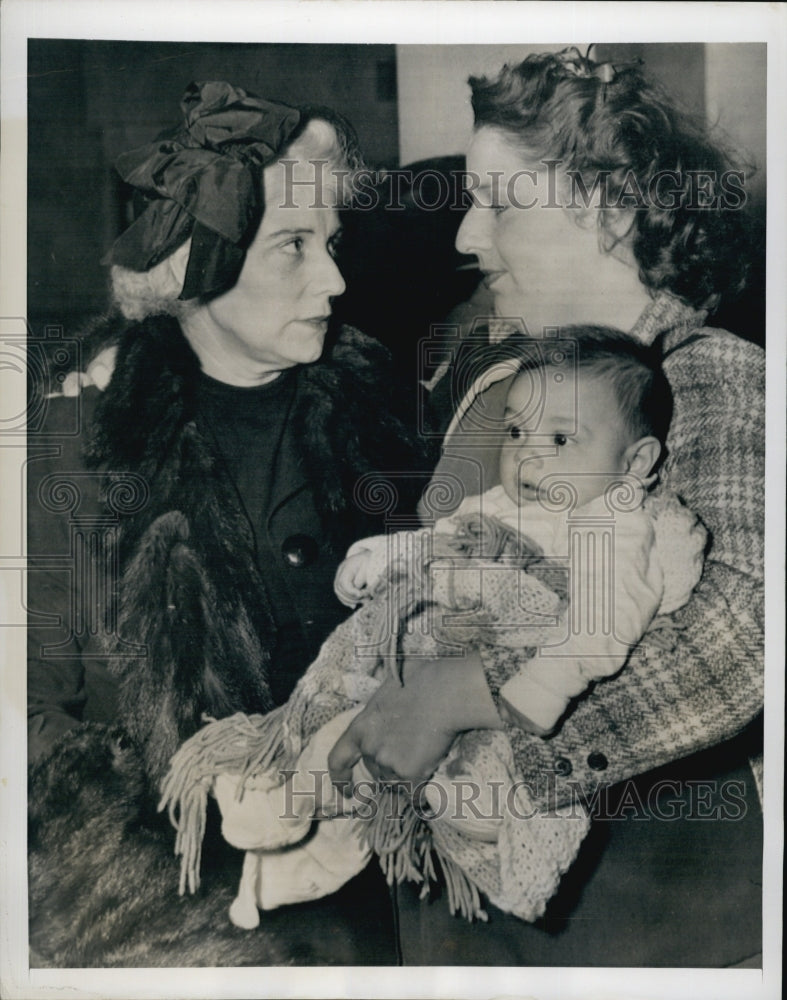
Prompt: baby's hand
<box><xmin>334</xmin><ymin>550</ymin><xmax>375</xmax><ymax>608</ymax></box>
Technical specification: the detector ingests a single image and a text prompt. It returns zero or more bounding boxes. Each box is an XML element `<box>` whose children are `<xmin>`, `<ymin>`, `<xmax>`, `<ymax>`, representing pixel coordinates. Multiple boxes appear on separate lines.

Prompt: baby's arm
<box><xmin>335</xmin><ymin>518</ymin><xmax>462</xmax><ymax>609</ymax></box>
<box><xmin>335</xmin><ymin>494</ymin><xmax>500</xmax><ymax>610</ymax></box>
<box><xmin>497</xmin><ymin>513</ymin><xmax>667</xmax><ymax>734</ymax></box>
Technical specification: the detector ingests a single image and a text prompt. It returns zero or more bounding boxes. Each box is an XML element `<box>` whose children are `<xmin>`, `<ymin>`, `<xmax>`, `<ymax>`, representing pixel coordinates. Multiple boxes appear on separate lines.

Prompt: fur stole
<box><xmin>28</xmin><ymin>723</ymin><xmax>396</xmax><ymax>966</ymax></box>
<box><xmin>81</xmin><ymin>314</ymin><xmax>429</xmax><ymax>789</ymax></box>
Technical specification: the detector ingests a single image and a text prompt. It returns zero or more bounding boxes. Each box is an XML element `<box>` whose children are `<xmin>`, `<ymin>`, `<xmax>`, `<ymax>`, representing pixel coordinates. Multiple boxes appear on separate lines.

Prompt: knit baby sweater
<box><xmin>351</xmin><ymin>483</ymin><xmax>705</xmax><ymax>734</ymax></box>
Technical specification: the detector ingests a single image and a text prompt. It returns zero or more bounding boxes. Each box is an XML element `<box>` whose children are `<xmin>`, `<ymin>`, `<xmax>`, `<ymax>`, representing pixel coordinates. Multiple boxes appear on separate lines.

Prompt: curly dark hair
<box><xmin>469</xmin><ymin>50</ymin><xmax>753</xmax><ymax>309</ymax></box>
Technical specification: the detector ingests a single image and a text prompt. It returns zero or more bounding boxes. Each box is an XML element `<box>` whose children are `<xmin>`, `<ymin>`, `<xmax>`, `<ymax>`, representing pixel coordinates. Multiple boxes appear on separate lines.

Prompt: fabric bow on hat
<box><xmin>105</xmin><ymin>81</ymin><xmax>301</xmax><ymax>300</ymax></box>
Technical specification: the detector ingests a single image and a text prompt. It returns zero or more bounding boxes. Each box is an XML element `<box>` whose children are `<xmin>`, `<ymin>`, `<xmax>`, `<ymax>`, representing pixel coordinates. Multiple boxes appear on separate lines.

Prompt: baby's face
<box><xmin>499</xmin><ymin>368</ymin><xmax>632</xmax><ymax>509</ymax></box>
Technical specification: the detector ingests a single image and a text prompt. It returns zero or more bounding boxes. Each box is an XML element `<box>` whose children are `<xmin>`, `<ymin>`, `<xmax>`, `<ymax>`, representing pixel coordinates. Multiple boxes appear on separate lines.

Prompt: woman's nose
<box><xmin>455</xmin><ymin>205</ymin><xmax>490</xmax><ymax>256</ymax></box>
<box><xmin>316</xmin><ymin>251</ymin><xmax>346</xmax><ymax>299</ymax></box>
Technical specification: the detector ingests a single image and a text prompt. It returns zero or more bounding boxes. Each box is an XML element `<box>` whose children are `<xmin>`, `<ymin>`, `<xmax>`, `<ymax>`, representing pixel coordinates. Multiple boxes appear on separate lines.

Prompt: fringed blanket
<box><xmin>160</xmin><ymin>514</ymin><xmax>590</xmax><ymax>923</ymax></box>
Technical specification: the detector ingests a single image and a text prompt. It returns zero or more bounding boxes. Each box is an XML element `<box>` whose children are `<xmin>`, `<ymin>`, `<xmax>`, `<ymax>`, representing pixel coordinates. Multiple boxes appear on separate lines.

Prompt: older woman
<box><xmin>26</xmin><ymin>81</ymin><xmax>427</xmax><ymax>966</ymax></box>
<box><xmin>329</xmin><ymin>49</ymin><xmax>764</xmax><ymax>966</ymax></box>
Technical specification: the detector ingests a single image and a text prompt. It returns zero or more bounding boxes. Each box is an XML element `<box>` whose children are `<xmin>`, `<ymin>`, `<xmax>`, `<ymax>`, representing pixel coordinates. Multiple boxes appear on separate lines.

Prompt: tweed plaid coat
<box><xmin>429</xmin><ymin>292</ymin><xmax>764</xmax><ymax>812</ymax></box>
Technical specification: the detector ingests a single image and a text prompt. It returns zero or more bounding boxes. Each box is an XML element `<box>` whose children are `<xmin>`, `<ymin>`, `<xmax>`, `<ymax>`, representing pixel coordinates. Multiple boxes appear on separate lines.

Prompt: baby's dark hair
<box><xmin>529</xmin><ymin>325</ymin><xmax>673</xmax><ymax>445</ymax></box>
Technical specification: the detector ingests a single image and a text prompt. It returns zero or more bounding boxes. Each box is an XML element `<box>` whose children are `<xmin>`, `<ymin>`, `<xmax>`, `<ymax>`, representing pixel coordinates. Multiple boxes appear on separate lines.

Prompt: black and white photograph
<box><xmin>1</xmin><ymin>2</ymin><xmax>784</xmax><ymax>999</ymax></box>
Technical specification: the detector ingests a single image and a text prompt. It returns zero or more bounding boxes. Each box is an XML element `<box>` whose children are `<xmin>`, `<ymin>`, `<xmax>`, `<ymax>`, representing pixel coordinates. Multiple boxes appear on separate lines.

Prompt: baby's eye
<box><xmin>553</xmin><ymin>433</ymin><xmax>568</xmax><ymax>446</ymax></box>
<box><xmin>508</xmin><ymin>425</ymin><xmax>522</xmax><ymax>440</ymax></box>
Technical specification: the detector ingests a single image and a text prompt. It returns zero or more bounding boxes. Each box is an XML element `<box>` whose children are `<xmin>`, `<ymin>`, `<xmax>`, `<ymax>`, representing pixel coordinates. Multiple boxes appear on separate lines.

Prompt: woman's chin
<box><xmin>492</xmin><ymin>296</ymin><xmax>573</xmax><ymax>339</ymax></box>
<box><xmin>281</xmin><ymin>336</ymin><xmax>327</xmax><ymax>367</ymax></box>
<box><xmin>301</xmin><ymin>341</ymin><xmax>327</xmax><ymax>365</ymax></box>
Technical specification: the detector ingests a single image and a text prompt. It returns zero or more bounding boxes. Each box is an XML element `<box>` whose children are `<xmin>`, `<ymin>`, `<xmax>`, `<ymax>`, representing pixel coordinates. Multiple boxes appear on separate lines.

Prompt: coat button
<box><xmin>554</xmin><ymin>756</ymin><xmax>573</xmax><ymax>777</ymax></box>
<box><xmin>587</xmin><ymin>751</ymin><xmax>608</xmax><ymax>771</ymax></box>
<box><xmin>281</xmin><ymin>534</ymin><xmax>319</xmax><ymax>568</ymax></box>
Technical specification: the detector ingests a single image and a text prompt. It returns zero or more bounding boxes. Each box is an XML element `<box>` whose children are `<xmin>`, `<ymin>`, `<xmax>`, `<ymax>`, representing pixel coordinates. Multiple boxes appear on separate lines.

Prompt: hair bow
<box><xmin>556</xmin><ymin>45</ymin><xmax>641</xmax><ymax>86</ymax></box>
<box><xmin>104</xmin><ymin>81</ymin><xmax>301</xmax><ymax>300</ymax></box>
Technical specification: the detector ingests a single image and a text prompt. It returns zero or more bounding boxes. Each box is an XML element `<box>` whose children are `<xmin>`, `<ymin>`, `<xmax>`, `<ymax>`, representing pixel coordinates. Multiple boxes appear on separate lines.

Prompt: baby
<box><xmin>161</xmin><ymin>325</ymin><xmax>707</xmax><ymax>927</ymax></box>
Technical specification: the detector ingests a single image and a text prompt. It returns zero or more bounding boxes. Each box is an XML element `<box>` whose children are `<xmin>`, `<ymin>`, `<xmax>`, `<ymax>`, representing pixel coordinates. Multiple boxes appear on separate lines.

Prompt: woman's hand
<box><xmin>327</xmin><ymin>651</ymin><xmax>504</xmax><ymax>790</ymax></box>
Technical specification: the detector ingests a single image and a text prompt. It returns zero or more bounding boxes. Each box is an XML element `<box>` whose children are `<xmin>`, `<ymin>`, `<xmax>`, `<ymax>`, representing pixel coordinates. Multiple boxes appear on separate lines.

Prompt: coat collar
<box><xmin>629</xmin><ymin>292</ymin><xmax>709</xmax><ymax>349</ymax></box>
<box><xmin>85</xmin><ymin>313</ymin><xmax>429</xmax><ymax>545</ymax></box>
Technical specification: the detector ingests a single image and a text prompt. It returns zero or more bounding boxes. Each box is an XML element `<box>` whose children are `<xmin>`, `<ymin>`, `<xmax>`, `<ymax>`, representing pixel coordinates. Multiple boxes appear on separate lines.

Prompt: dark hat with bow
<box><xmin>104</xmin><ymin>81</ymin><xmax>302</xmax><ymax>300</ymax></box>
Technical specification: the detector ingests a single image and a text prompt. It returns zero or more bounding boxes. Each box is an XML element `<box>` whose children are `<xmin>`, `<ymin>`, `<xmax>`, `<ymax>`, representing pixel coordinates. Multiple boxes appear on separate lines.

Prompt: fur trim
<box><xmin>109</xmin><ymin>510</ymin><xmax>274</xmax><ymax>785</ymax></box>
<box><xmin>28</xmin><ymin>724</ymin><xmax>326</xmax><ymax>967</ymax></box>
<box><xmin>87</xmin><ymin>316</ymin><xmax>430</xmax><ymax>532</ymax></box>
<box><xmin>81</xmin><ymin>315</ymin><xmax>429</xmax><ymax>789</ymax></box>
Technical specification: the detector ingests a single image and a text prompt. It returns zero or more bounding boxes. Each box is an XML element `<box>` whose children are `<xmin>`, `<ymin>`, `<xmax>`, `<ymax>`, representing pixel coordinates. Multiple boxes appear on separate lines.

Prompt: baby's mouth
<box><xmin>518</xmin><ymin>481</ymin><xmax>540</xmax><ymax>501</ymax></box>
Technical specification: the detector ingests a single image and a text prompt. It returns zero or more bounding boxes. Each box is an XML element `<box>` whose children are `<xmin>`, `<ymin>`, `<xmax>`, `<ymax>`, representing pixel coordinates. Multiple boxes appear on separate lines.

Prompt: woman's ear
<box><xmin>624</xmin><ymin>435</ymin><xmax>661</xmax><ymax>480</ymax></box>
<box><xmin>164</xmin><ymin>240</ymin><xmax>191</xmax><ymax>294</ymax></box>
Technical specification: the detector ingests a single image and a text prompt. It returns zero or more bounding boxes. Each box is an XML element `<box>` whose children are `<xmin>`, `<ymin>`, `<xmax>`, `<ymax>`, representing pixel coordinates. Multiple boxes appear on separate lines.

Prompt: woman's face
<box><xmin>456</xmin><ymin>127</ymin><xmax>641</xmax><ymax>335</ymax></box>
<box><xmin>188</xmin><ymin>141</ymin><xmax>346</xmax><ymax>384</ymax></box>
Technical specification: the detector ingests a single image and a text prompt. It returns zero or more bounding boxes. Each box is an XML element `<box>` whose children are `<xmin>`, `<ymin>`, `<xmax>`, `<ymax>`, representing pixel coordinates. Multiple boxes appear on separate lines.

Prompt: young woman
<box><xmin>329</xmin><ymin>48</ymin><xmax>764</xmax><ymax>967</ymax></box>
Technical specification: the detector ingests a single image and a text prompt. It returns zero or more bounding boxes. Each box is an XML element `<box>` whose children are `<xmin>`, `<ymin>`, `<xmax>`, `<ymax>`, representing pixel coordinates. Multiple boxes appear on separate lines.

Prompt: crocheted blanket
<box><xmin>160</xmin><ymin>514</ymin><xmax>590</xmax><ymax>922</ymax></box>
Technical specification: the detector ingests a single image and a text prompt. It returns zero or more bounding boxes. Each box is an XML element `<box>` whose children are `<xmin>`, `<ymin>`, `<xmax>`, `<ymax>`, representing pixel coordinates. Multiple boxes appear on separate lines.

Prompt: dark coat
<box><xmin>27</xmin><ymin>314</ymin><xmax>432</xmax><ymax>966</ymax></box>
<box><xmin>29</xmin><ymin>317</ymin><xmax>427</xmax><ymax>781</ymax></box>
<box><xmin>28</xmin><ymin>314</ymin><xmax>432</xmax><ymax>786</ymax></box>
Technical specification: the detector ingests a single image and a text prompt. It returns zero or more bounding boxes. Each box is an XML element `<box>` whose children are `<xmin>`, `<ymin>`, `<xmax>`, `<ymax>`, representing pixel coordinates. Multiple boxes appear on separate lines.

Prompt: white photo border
<box><xmin>1</xmin><ymin>3</ymin><xmax>784</xmax><ymax>999</ymax></box>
